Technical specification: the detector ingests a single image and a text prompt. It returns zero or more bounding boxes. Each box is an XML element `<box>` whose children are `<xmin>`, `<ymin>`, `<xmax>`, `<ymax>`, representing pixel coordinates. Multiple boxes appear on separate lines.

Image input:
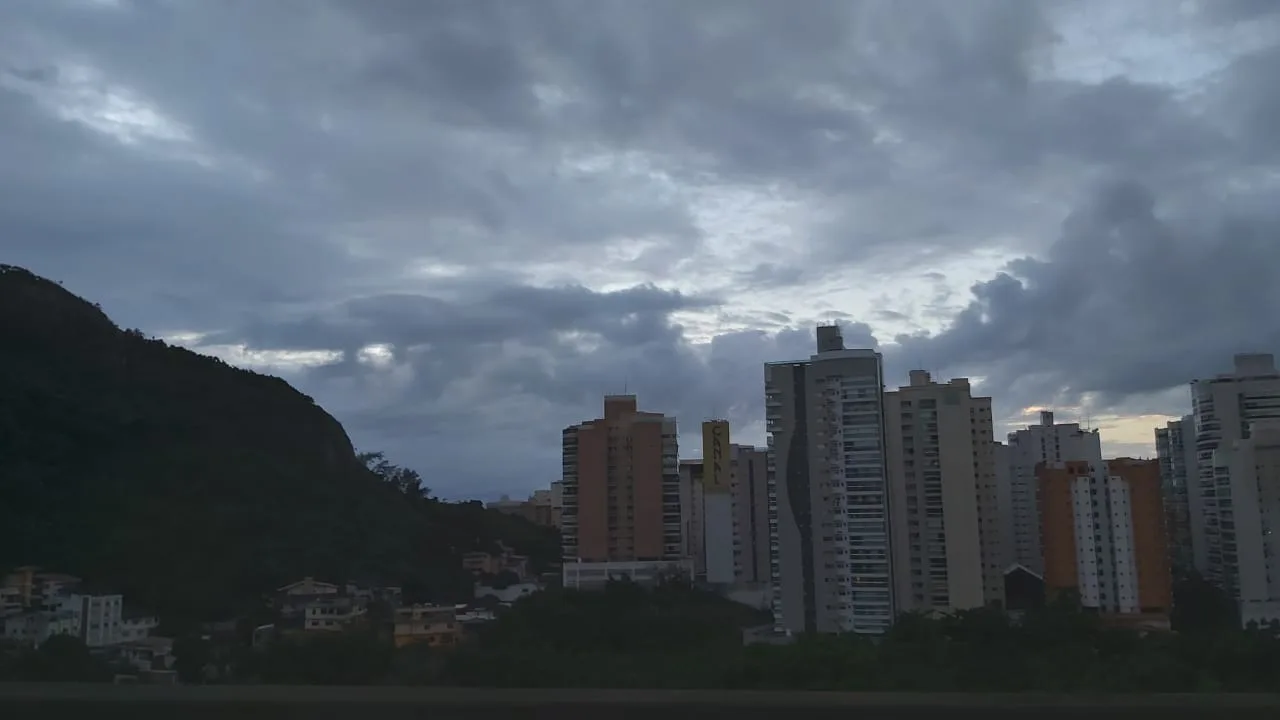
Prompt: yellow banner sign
<box><xmin>703</xmin><ymin>421</ymin><xmax>730</xmax><ymax>493</ymax></box>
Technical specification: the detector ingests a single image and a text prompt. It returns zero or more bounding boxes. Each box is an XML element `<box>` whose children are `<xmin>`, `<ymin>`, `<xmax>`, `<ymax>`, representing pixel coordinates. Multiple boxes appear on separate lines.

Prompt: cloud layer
<box><xmin>3</xmin><ymin>0</ymin><xmax>1279</xmax><ymax>496</ymax></box>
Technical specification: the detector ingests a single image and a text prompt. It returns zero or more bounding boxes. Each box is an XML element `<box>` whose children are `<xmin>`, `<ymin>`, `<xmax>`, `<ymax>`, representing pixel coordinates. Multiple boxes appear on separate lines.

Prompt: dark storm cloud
<box><xmin>897</xmin><ymin>176</ymin><xmax>1280</xmax><ymax>419</ymax></box>
<box><xmin>2</xmin><ymin>0</ymin><xmax>1279</xmax><ymax>493</ymax></box>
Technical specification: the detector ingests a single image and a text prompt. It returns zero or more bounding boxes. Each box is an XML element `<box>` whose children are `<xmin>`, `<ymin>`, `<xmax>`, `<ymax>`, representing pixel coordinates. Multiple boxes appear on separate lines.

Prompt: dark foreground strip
<box><xmin>4</xmin><ymin>684</ymin><xmax>1280</xmax><ymax>720</ymax></box>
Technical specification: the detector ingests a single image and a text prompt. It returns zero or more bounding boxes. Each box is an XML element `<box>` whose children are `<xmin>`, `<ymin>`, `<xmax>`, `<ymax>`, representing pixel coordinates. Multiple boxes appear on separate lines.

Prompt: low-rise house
<box><xmin>455</xmin><ymin>605</ymin><xmax>497</xmax><ymax>627</ymax></box>
<box><xmin>474</xmin><ymin>582</ymin><xmax>540</xmax><ymax>604</ymax></box>
<box><xmin>1</xmin><ymin>609</ymin><xmax>80</xmax><ymax>646</ymax></box>
<box><xmin>277</xmin><ymin>577</ymin><xmax>340</xmax><ymax>597</ymax></box>
<box><xmin>272</xmin><ymin>578</ymin><xmax>401</xmax><ymax>622</ymax></box>
<box><xmin>251</xmin><ymin>623</ymin><xmax>277</xmax><ymax>648</ymax></box>
<box><xmin>392</xmin><ymin>605</ymin><xmax>461</xmax><ymax>649</ymax></box>
<box><xmin>1</xmin><ymin>586</ymin><xmax>24</xmax><ymax>616</ymax></box>
<box><xmin>1</xmin><ymin>567</ymin><xmax>82</xmax><ymax>609</ymax></box>
<box><xmin>304</xmin><ymin>596</ymin><xmax>366</xmax><ymax>632</ymax></box>
<box><xmin>561</xmin><ymin>559</ymin><xmax>693</xmax><ymax>590</ymax></box>
<box><xmin>120</xmin><ymin>613</ymin><xmax>159</xmax><ymax>642</ymax></box>
<box><xmin>462</xmin><ymin>544</ymin><xmax>531</xmax><ymax>580</ymax></box>
<box><xmin>116</xmin><ymin>636</ymin><xmax>175</xmax><ymax>673</ymax></box>
<box><xmin>272</xmin><ymin>577</ymin><xmax>341</xmax><ymax>619</ymax></box>
<box><xmin>461</xmin><ymin>551</ymin><xmax>503</xmax><ymax>575</ymax></box>
<box><xmin>81</xmin><ymin>594</ymin><xmax>125</xmax><ymax>647</ymax></box>
<box><xmin>344</xmin><ymin>583</ymin><xmax>403</xmax><ymax>608</ymax></box>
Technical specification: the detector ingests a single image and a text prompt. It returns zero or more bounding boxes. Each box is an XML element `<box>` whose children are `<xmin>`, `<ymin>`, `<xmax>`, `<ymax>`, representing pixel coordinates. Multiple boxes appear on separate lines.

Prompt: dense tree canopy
<box><xmin>216</xmin><ymin>582</ymin><xmax>1280</xmax><ymax>691</ymax></box>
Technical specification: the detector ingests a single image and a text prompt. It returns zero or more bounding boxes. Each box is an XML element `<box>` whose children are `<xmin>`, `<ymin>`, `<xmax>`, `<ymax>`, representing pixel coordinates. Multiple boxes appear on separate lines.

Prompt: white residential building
<box><xmin>1006</xmin><ymin>411</ymin><xmax>1104</xmax><ymax>575</ymax></box>
<box><xmin>1190</xmin><ymin>353</ymin><xmax>1280</xmax><ymax>592</ymax></box>
<box><xmin>1</xmin><ymin>609</ymin><xmax>80</xmax><ymax>646</ymax></box>
<box><xmin>81</xmin><ymin>594</ymin><xmax>124</xmax><ymax>647</ymax></box>
<box><xmin>766</xmin><ymin>325</ymin><xmax>893</xmax><ymax>635</ymax></box>
<box><xmin>1211</xmin><ymin>421</ymin><xmax>1280</xmax><ymax>627</ymax></box>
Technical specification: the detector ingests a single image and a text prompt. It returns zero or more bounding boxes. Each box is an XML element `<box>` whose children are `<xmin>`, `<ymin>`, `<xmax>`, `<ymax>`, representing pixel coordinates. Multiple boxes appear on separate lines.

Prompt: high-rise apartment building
<box><xmin>1039</xmin><ymin>458</ymin><xmax>1171</xmax><ymax>615</ymax></box>
<box><xmin>1006</xmin><ymin>411</ymin><xmax>1104</xmax><ymax>575</ymax></box>
<box><xmin>1155</xmin><ymin>416</ymin><xmax>1197</xmax><ymax>574</ymax></box>
<box><xmin>678</xmin><ymin>459</ymin><xmax>706</xmax><ymax>577</ymax></box>
<box><xmin>678</xmin><ymin>438</ymin><xmax>772</xmax><ymax>586</ymax></box>
<box><xmin>885</xmin><ymin>371</ymin><xmax>1000</xmax><ymax>612</ymax></box>
<box><xmin>730</xmin><ymin>444</ymin><xmax>771</xmax><ymax>585</ymax></box>
<box><xmin>560</xmin><ymin>395</ymin><xmax>682</xmax><ymax>562</ymax></box>
<box><xmin>993</xmin><ymin>442</ymin><xmax>1013</xmax><ymax>570</ymax></box>
<box><xmin>1190</xmin><ymin>353</ymin><xmax>1280</xmax><ymax>590</ymax></box>
<box><xmin>701</xmin><ymin>421</ymin><xmax>735</xmax><ymax>584</ymax></box>
<box><xmin>766</xmin><ymin>325</ymin><xmax>893</xmax><ymax>634</ymax></box>
<box><xmin>1213</xmin><ymin>421</ymin><xmax>1280</xmax><ymax>627</ymax></box>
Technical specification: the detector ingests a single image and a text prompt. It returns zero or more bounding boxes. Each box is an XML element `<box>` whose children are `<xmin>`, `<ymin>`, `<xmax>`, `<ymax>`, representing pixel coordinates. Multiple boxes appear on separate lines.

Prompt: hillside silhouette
<box><xmin>0</xmin><ymin>265</ymin><xmax>557</xmax><ymax>624</ymax></box>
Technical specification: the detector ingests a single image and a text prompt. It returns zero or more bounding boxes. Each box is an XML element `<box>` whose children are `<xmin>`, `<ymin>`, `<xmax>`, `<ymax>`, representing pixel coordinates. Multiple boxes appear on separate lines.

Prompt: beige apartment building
<box><xmin>885</xmin><ymin>371</ymin><xmax>1001</xmax><ymax>612</ymax></box>
<box><xmin>560</xmin><ymin>395</ymin><xmax>682</xmax><ymax>562</ymax></box>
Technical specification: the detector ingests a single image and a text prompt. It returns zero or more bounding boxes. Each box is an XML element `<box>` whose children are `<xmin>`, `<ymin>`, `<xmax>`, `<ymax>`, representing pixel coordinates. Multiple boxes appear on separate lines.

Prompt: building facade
<box><xmin>680</xmin><ymin>440</ymin><xmax>772</xmax><ymax>586</ymax></box>
<box><xmin>80</xmin><ymin>594</ymin><xmax>124</xmax><ymax>647</ymax></box>
<box><xmin>1210</xmin><ymin>421</ymin><xmax>1280</xmax><ymax>626</ymax></box>
<box><xmin>1190</xmin><ymin>353</ymin><xmax>1280</xmax><ymax>591</ymax></box>
<box><xmin>1039</xmin><ymin>458</ymin><xmax>1171</xmax><ymax>615</ymax></box>
<box><xmin>766</xmin><ymin>325</ymin><xmax>893</xmax><ymax>635</ymax></box>
<box><xmin>884</xmin><ymin>371</ymin><xmax>998</xmax><ymax>612</ymax></box>
<box><xmin>560</xmin><ymin>395</ymin><xmax>682</xmax><ymax>562</ymax></box>
<box><xmin>679</xmin><ymin>459</ymin><xmax>706</xmax><ymax>577</ymax></box>
<box><xmin>1155</xmin><ymin>415</ymin><xmax>1198</xmax><ymax>574</ymax></box>
<box><xmin>702</xmin><ymin>421</ymin><xmax>736</xmax><ymax>585</ymax></box>
<box><xmin>392</xmin><ymin>605</ymin><xmax>461</xmax><ymax>649</ymax></box>
<box><xmin>1006</xmin><ymin>411</ymin><xmax>1104</xmax><ymax>575</ymax></box>
<box><xmin>730</xmin><ymin>444</ymin><xmax>772</xmax><ymax>585</ymax></box>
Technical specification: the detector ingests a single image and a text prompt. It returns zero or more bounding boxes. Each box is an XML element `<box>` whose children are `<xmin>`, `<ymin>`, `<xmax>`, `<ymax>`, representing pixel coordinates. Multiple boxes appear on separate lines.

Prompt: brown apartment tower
<box><xmin>1039</xmin><ymin>458</ymin><xmax>1172</xmax><ymax>615</ymax></box>
<box><xmin>560</xmin><ymin>395</ymin><xmax>683</xmax><ymax>562</ymax></box>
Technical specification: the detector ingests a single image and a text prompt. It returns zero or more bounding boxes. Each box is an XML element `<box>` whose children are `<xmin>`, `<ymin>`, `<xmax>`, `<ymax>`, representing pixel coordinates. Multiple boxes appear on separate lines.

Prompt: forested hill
<box><xmin>0</xmin><ymin>264</ymin><xmax>557</xmax><ymax>625</ymax></box>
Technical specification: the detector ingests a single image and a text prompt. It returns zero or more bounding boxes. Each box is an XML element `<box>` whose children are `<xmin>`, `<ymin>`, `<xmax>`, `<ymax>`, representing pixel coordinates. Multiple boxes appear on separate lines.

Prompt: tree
<box><xmin>173</xmin><ymin>635</ymin><xmax>213</xmax><ymax>684</ymax></box>
<box><xmin>6</xmin><ymin>635</ymin><xmax>112</xmax><ymax>682</ymax></box>
<box><xmin>1172</xmin><ymin>572</ymin><xmax>1238</xmax><ymax>633</ymax></box>
<box><xmin>359</xmin><ymin>451</ymin><xmax>432</xmax><ymax>499</ymax></box>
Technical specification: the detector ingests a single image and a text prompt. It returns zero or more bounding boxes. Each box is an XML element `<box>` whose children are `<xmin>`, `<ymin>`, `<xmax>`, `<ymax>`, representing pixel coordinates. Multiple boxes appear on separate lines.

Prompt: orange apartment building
<box><xmin>1039</xmin><ymin>458</ymin><xmax>1172</xmax><ymax>618</ymax></box>
<box><xmin>559</xmin><ymin>395</ymin><xmax>682</xmax><ymax>562</ymax></box>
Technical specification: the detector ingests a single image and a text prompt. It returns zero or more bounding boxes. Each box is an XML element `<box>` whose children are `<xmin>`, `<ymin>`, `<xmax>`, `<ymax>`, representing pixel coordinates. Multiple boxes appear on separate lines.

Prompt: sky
<box><xmin>3</xmin><ymin>0</ymin><xmax>1280</xmax><ymax>500</ymax></box>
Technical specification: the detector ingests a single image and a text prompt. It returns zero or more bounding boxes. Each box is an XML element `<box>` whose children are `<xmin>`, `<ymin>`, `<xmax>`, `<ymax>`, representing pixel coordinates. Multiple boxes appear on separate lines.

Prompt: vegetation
<box><xmin>182</xmin><ymin>581</ymin><xmax>1280</xmax><ymax>691</ymax></box>
<box><xmin>0</xmin><ymin>264</ymin><xmax>558</xmax><ymax>626</ymax></box>
<box><xmin>211</xmin><ymin>581</ymin><xmax>1279</xmax><ymax>691</ymax></box>
<box><xmin>0</xmin><ymin>635</ymin><xmax>114</xmax><ymax>682</ymax></box>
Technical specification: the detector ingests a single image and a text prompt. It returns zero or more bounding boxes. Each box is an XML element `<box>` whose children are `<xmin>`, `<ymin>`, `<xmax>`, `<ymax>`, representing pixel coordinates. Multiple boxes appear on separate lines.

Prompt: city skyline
<box><xmin>541</xmin><ymin>332</ymin><xmax>1277</xmax><ymax>633</ymax></box>
<box><xmin>3</xmin><ymin>2</ymin><xmax>1279</xmax><ymax>499</ymax></box>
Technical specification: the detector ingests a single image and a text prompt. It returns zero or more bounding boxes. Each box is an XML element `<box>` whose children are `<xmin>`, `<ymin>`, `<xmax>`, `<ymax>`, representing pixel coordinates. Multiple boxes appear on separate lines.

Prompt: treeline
<box><xmin>153</xmin><ymin>580</ymin><xmax>1280</xmax><ymax>692</ymax></box>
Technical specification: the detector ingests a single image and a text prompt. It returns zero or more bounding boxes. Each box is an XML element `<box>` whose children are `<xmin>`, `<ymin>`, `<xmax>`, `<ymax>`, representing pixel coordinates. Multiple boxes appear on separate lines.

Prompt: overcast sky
<box><xmin>4</xmin><ymin>0</ymin><xmax>1279</xmax><ymax>500</ymax></box>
